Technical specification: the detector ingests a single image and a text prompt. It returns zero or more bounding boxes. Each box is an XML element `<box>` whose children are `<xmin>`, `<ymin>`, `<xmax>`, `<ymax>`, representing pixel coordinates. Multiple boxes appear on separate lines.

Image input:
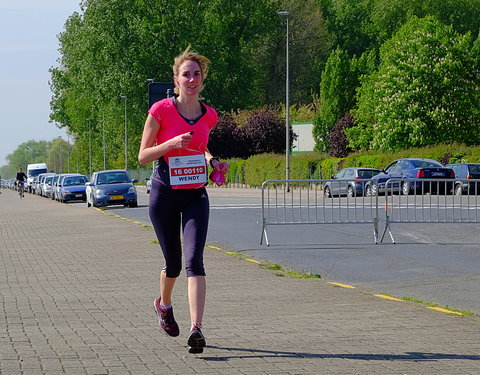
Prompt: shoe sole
<box><xmin>187</xmin><ymin>331</ymin><xmax>206</xmax><ymax>354</ymax></box>
<box><xmin>188</xmin><ymin>346</ymin><xmax>204</xmax><ymax>354</ymax></box>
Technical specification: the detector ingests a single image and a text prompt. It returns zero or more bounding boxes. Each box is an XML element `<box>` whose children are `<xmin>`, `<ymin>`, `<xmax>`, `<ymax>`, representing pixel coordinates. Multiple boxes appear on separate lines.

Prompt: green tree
<box><xmin>5</xmin><ymin>140</ymin><xmax>50</xmax><ymax>172</ymax></box>
<box><xmin>319</xmin><ymin>0</ymin><xmax>374</xmax><ymax>56</ymax></box>
<box><xmin>47</xmin><ymin>137</ymin><xmax>72</xmax><ymax>174</ymax></box>
<box><xmin>50</xmin><ymin>0</ymin><xmax>284</xmax><ymax>171</ymax></box>
<box><xmin>313</xmin><ymin>47</ymin><xmax>355</xmax><ymax>151</ymax></box>
<box><xmin>349</xmin><ymin>16</ymin><xmax>480</xmax><ymax>151</ymax></box>
<box><xmin>265</xmin><ymin>0</ymin><xmax>332</xmax><ymax>105</ymax></box>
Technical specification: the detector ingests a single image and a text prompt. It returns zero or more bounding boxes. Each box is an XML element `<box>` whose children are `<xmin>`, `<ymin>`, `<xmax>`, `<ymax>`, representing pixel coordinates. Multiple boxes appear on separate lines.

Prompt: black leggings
<box><xmin>149</xmin><ymin>180</ymin><xmax>209</xmax><ymax>278</ymax></box>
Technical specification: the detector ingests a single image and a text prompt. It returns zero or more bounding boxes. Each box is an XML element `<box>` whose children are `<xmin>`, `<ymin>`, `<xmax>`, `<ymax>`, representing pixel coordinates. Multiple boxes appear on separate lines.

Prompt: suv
<box><xmin>446</xmin><ymin>163</ymin><xmax>480</xmax><ymax>195</ymax></box>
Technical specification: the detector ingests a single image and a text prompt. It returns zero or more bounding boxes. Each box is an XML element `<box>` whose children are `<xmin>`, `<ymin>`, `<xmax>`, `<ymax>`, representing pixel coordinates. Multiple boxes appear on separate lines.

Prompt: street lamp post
<box><xmin>278</xmin><ymin>11</ymin><xmax>290</xmax><ymax>190</ymax></box>
<box><xmin>102</xmin><ymin>113</ymin><xmax>106</xmax><ymax>170</ymax></box>
<box><xmin>146</xmin><ymin>79</ymin><xmax>156</xmax><ymax>175</ymax></box>
<box><xmin>120</xmin><ymin>96</ymin><xmax>128</xmax><ymax>170</ymax></box>
<box><xmin>87</xmin><ymin>118</ymin><xmax>92</xmax><ymax>176</ymax></box>
<box><xmin>67</xmin><ymin>133</ymin><xmax>70</xmax><ymax>173</ymax></box>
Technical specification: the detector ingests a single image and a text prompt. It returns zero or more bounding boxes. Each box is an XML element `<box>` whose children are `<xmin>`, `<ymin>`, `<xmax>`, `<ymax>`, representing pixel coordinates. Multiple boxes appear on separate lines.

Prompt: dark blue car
<box><xmin>365</xmin><ymin>158</ymin><xmax>455</xmax><ymax>196</ymax></box>
<box><xmin>86</xmin><ymin>170</ymin><xmax>138</xmax><ymax>208</ymax></box>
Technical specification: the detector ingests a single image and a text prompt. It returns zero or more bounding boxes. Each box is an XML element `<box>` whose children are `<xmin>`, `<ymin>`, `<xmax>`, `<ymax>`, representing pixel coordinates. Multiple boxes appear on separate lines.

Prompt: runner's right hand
<box><xmin>170</xmin><ymin>132</ymin><xmax>193</xmax><ymax>149</ymax></box>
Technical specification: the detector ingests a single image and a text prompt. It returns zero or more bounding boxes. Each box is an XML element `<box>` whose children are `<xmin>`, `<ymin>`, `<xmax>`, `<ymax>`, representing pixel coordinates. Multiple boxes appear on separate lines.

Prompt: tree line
<box><xmin>48</xmin><ymin>0</ymin><xmax>327</xmax><ymax>175</ymax></box>
<box><xmin>0</xmin><ymin>138</ymin><xmax>72</xmax><ymax>178</ymax></box>
<box><xmin>3</xmin><ymin>0</ymin><xmax>479</xmax><ymax>178</ymax></box>
<box><xmin>315</xmin><ymin>0</ymin><xmax>480</xmax><ymax>154</ymax></box>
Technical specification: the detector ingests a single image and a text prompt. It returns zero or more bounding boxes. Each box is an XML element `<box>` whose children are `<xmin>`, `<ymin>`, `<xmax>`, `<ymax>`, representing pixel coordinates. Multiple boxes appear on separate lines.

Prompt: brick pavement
<box><xmin>1</xmin><ymin>188</ymin><xmax>479</xmax><ymax>375</ymax></box>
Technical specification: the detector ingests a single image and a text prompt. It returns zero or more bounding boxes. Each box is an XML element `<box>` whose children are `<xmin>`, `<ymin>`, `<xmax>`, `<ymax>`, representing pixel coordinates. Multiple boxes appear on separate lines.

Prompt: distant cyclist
<box><xmin>16</xmin><ymin>168</ymin><xmax>27</xmax><ymax>198</ymax></box>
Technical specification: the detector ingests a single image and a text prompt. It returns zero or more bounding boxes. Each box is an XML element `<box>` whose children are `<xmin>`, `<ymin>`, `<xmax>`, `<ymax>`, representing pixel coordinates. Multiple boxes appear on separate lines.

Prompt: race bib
<box><xmin>168</xmin><ymin>154</ymin><xmax>207</xmax><ymax>186</ymax></box>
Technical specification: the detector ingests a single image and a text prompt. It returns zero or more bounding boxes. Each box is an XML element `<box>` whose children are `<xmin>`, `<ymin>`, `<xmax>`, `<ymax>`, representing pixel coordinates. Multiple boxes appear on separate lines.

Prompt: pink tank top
<box><xmin>148</xmin><ymin>98</ymin><xmax>218</xmax><ymax>189</ymax></box>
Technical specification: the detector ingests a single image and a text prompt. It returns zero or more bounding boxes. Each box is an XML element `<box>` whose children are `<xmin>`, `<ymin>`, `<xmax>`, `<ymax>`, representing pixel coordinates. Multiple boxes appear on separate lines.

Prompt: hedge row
<box><xmin>218</xmin><ymin>143</ymin><xmax>480</xmax><ymax>188</ymax></box>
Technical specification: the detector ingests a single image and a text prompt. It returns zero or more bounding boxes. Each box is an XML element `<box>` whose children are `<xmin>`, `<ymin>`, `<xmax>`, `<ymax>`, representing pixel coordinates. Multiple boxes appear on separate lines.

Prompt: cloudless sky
<box><xmin>0</xmin><ymin>1</ymin><xmax>81</xmax><ymax>166</ymax></box>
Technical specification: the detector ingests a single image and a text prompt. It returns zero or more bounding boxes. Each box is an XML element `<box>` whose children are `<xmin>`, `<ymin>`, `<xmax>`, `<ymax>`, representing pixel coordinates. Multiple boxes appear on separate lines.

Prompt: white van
<box><xmin>26</xmin><ymin>163</ymin><xmax>48</xmax><ymax>193</ymax></box>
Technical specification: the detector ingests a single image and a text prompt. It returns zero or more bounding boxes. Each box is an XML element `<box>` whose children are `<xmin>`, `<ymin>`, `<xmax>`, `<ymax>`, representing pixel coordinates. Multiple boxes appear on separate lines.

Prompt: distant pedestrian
<box><xmin>138</xmin><ymin>46</ymin><xmax>228</xmax><ymax>353</ymax></box>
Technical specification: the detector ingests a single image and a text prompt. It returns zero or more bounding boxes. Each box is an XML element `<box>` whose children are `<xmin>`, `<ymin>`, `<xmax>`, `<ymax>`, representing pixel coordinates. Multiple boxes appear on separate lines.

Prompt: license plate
<box><xmin>110</xmin><ymin>195</ymin><xmax>124</xmax><ymax>200</ymax></box>
<box><xmin>432</xmin><ymin>172</ymin><xmax>444</xmax><ymax>176</ymax></box>
<box><xmin>75</xmin><ymin>194</ymin><xmax>83</xmax><ymax>198</ymax></box>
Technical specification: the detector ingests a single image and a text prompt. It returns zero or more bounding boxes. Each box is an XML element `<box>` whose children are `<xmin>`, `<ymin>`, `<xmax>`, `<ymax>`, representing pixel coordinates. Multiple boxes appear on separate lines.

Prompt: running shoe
<box><xmin>187</xmin><ymin>326</ymin><xmax>206</xmax><ymax>354</ymax></box>
<box><xmin>153</xmin><ymin>298</ymin><xmax>179</xmax><ymax>337</ymax></box>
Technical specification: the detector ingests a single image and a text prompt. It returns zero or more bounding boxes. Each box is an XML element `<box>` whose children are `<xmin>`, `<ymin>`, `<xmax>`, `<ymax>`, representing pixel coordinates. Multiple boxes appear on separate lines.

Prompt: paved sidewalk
<box><xmin>1</xmin><ymin>189</ymin><xmax>479</xmax><ymax>375</ymax></box>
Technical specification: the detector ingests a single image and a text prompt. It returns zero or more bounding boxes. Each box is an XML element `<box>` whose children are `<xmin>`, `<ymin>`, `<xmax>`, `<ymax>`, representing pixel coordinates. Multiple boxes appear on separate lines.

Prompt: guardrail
<box><xmin>260</xmin><ymin>178</ymin><xmax>480</xmax><ymax>246</ymax></box>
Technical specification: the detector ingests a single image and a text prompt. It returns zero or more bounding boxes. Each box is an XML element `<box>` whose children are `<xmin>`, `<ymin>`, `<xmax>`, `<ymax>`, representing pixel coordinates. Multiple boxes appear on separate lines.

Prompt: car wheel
<box><xmin>129</xmin><ymin>202</ymin><xmax>138</xmax><ymax>208</ymax></box>
<box><xmin>455</xmin><ymin>184</ymin><xmax>463</xmax><ymax>196</ymax></box>
<box><xmin>347</xmin><ymin>186</ymin><xmax>355</xmax><ymax>197</ymax></box>
<box><xmin>402</xmin><ymin>181</ymin><xmax>410</xmax><ymax>195</ymax></box>
<box><xmin>324</xmin><ymin>186</ymin><xmax>332</xmax><ymax>198</ymax></box>
<box><xmin>367</xmin><ymin>183</ymin><xmax>378</xmax><ymax>196</ymax></box>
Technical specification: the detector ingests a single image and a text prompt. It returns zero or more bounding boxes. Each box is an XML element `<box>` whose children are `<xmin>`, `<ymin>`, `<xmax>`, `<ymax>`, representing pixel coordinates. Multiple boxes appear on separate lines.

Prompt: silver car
<box><xmin>41</xmin><ymin>174</ymin><xmax>56</xmax><ymax>198</ymax></box>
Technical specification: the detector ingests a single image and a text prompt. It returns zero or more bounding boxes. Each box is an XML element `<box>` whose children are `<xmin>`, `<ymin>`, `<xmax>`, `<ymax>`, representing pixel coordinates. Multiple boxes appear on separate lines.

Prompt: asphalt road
<box><xmin>80</xmin><ymin>187</ymin><xmax>480</xmax><ymax>314</ymax></box>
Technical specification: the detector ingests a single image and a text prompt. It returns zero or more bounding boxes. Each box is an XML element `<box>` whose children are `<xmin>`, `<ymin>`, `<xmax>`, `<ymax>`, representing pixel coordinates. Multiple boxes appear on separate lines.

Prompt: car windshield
<box><xmin>97</xmin><ymin>172</ymin><xmax>130</xmax><ymax>185</ymax></box>
<box><xmin>63</xmin><ymin>176</ymin><xmax>88</xmax><ymax>186</ymax></box>
<box><xmin>358</xmin><ymin>170</ymin><xmax>379</xmax><ymax>178</ymax></box>
<box><xmin>45</xmin><ymin>177</ymin><xmax>53</xmax><ymax>183</ymax></box>
<box><xmin>29</xmin><ymin>169</ymin><xmax>47</xmax><ymax>177</ymax></box>
<box><xmin>411</xmin><ymin>160</ymin><xmax>442</xmax><ymax>168</ymax></box>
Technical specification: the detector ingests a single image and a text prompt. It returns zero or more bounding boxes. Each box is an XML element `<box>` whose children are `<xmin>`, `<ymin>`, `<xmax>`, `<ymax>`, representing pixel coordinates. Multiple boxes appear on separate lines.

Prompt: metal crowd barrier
<box><xmin>380</xmin><ymin>178</ymin><xmax>480</xmax><ymax>243</ymax></box>
<box><xmin>260</xmin><ymin>178</ymin><xmax>480</xmax><ymax>246</ymax></box>
<box><xmin>260</xmin><ymin>179</ymin><xmax>380</xmax><ymax>246</ymax></box>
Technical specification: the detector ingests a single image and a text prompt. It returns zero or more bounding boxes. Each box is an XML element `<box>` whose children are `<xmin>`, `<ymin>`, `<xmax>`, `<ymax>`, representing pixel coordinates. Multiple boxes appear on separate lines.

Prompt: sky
<box><xmin>0</xmin><ymin>1</ymin><xmax>81</xmax><ymax>166</ymax></box>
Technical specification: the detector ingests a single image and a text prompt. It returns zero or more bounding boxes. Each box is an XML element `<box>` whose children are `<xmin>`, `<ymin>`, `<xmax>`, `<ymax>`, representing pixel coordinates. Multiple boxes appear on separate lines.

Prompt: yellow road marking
<box><xmin>244</xmin><ymin>258</ymin><xmax>260</xmax><ymax>264</ymax></box>
<box><xmin>427</xmin><ymin>306</ymin><xmax>463</xmax><ymax>316</ymax></box>
<box><xmin>374</xmin><ymin>294</ymin><xmax>403</xmax><ymax>302</ymax></box>
<box><xmin>327</xmin><ymin>282</ymin><xmax>356</xmax><ymax>289</ymax></box>
<box><xmin>208</xmin><ymin>245</ymin><xmax>221</xmax><ymax>250</ymax></box>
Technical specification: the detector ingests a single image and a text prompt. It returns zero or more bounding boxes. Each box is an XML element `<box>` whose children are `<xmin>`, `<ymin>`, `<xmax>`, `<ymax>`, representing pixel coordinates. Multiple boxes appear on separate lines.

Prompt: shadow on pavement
<box><xmin>202</xmin><ymin>347</ymin><xmax>480</xmax><ymax>362</ymax></box>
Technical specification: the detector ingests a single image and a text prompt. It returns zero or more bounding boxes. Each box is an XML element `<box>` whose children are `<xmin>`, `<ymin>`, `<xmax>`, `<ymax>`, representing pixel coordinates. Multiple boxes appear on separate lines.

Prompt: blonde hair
<box><xmin>173</xmin><ymin>45</ymin><xmax>211</xmax><ymax>95</ymax></box>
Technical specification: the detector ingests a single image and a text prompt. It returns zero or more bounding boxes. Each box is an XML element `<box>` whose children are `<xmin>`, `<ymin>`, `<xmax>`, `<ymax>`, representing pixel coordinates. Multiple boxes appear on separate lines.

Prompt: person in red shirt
<box><xmin>138</xmin><ymin>46</ymin><xmax>228</xmax><ymax>354</ymax></box>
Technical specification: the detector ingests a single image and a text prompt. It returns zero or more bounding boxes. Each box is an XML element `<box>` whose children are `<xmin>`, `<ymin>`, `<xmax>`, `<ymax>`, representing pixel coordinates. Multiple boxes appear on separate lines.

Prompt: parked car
<box><xmin>446</xmin><ymin>163</ymin><xmax>480</xmax><ymax>195</ymax></box>
<box><xmin>50</xmin><ymin>174</ymin><xmax>61</xmax><ymax>200</ymax></box>
<box><xmin>37</xmin><ymin>173</ymin><xmax>56</xmax><ymax>196</ymax></box>
<box><xmin>31</xmin><ymin>175</ymin><xmax>40</xmax><ymax>194</ymax></box>
<box><xmin>58</xmin><ymin>174</ymin><xmax>89</xmax><ymax>202</ymax></box>
<box><xmin>324</xmin><ymin>167</ymin><xmax>381</xmax><ymax>197</ymax></box>
<box><xmin>55</xmin><ymin>173</ymin><xmax>84</xmax><ymax>201</ymax></box>
<box><xmin>146</xmin><ymin>173</ymin><xmax>153</xmax><ymax>193</ymax></box>
<box><xmin>35</xmin><ymin>173</ymin><xmax>46</xmax><ymax>195</ymax></box>
<box><xmin>365</xmin><ymin>158</ymin><xmax>455</xmax><ymax>196</ymax></box>
<box><xmin>41</xmin><ymin>174</ymin><xmax>56</xmax><ymax>198</ymax></box>
<box><xmin>86</xmin><ymin>170</ymin><xmax>138</xmax><ymax>208</ymax></box>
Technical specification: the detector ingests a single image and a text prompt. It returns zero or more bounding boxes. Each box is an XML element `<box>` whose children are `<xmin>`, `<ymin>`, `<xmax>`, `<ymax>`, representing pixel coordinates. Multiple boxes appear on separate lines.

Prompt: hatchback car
<box><xmin>41</xmin><ymin>174</ymin><xmax>56</xmax><ymax>198</ymax></box>
<box><xmin>58</xmin><ymin>174</ymin><xmax>89</xmax><ymax>202</ymax></box>
<box><xmin>446</xmin><ymin>163</ymin><xmax>480</xmax><ymax>195</ymax></box>
<box><xmin>37</xmin><ymin>173</ymin><xmax>56</xmax><ymax>197</ymax></box>
<box><xmin>324</xmin><ymin>167</ymin><xmax>381</xmax><ymax>197</ymax></box>
<box><xmin>365</xmin><ymin>158</ymin><xmax>455</xmax><ymax>196</ymax></box>
<box><xmin>86</xmin><ymin>170</ymin><xmax>138</xmax><ymax>208</ymax></box>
